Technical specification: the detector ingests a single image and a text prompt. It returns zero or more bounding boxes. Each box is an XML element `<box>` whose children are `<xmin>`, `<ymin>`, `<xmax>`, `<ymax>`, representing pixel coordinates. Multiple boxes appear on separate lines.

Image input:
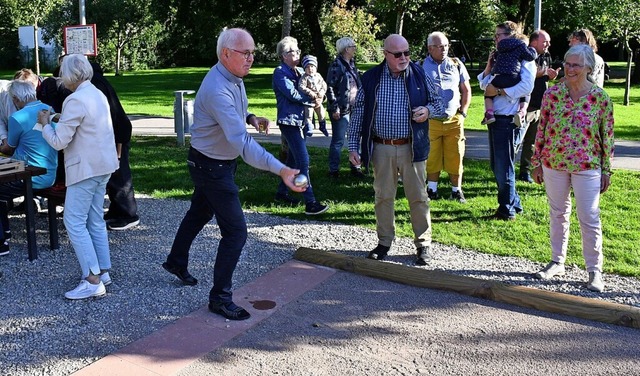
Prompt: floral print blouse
<box><xmin>531</xmin><ymin>82</ymin><xmax>614</xmax><ymax>174</ymax></box>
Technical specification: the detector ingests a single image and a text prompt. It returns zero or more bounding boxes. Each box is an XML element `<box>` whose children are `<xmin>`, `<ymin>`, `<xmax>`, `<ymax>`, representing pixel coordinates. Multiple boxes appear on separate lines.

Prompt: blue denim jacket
<box><xmin>272</xmin><ymin>62</ymin><xmax>313</xmax><ymax>127</ymax></box>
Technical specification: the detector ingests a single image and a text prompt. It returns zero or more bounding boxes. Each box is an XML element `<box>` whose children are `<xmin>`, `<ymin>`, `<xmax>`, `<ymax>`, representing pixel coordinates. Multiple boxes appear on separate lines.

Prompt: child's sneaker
<box><xmin>304</xmin><ymin>122</ymin><xmax>313</xmax><ymax>137</ymax></box>
<box><xmin>318</xmin><ymin>120</ymin><xmax>329</xmax><ymax>137</ymax></box>
<box><xmin>481</xmin><ymin>111</ymin><xmax>496</xmax><ymax>125</ymax></box>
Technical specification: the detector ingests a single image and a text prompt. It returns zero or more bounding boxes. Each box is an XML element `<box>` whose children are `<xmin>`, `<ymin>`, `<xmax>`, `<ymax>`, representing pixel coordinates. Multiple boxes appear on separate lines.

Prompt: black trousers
<box><xmin>105</xmin><ymin>142</ymin><xmax>138</xmax><ymax>220</ymax></box>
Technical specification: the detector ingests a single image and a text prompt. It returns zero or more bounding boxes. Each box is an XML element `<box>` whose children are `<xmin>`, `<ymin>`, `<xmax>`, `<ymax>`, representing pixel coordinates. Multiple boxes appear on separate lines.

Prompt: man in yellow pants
<box><xmin>422</xmin><ymin>32</ymin><xmax>471</xmax><ymax>203</ymax></box>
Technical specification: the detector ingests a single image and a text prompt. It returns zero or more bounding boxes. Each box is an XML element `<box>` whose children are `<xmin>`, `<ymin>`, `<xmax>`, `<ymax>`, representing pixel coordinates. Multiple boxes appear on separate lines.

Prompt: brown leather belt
<box><xmin>373</xmin><ymin>137</ymin><xmax>411</xmax><ymax>146</ymax></box>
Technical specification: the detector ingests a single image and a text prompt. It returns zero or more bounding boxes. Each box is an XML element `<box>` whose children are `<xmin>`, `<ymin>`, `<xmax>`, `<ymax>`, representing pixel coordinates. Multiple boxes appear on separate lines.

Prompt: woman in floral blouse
<box><xmin>530</xmin><ymin>44</ymin><xmax>614</xmax><ymax>293</ymax></box>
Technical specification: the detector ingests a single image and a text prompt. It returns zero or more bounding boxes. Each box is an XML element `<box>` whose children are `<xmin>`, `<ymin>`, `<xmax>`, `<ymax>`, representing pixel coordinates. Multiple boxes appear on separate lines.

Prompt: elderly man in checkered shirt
<box><xmin>348</xmin><ymin>34</ymin><xmax>445</xmax><ymax>266</ymax></box>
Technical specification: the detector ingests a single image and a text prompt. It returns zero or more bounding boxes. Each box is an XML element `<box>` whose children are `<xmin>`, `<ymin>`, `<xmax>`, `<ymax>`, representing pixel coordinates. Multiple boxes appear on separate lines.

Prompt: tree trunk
<box><xmin>116</xmin><ymin>40</ymin><xmax>122</xmax><ymax>76</ymax></box>
<box><xmin>624</xmin><ymin>39</ymin><xmax>632</xmax><ymax>106</ymax></box>
<box><xmin>282</xmin><ymin>0</ymin><xmax>293</xmax><ymax>38</ymax></box>
<box><xmin>34</xmin><ymin>22</ymin><xmax>41</xmax><ymax>76</ymax></box>
<box><xmin>299</xmin><ymin>0</ymin><xmax>328</xmax><ymax>77</ymax></box>
<box><xmin>395</xmin><ymin>10</ymin><xmax>404</xmax><ymax>35</ymax></box>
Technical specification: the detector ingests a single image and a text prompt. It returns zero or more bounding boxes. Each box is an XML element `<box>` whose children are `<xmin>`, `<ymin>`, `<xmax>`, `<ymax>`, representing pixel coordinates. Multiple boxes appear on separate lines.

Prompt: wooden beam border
<box><xmin>293</xmin><ymin>247</ymin><xmax>640</xmax><ymax>329</ymax></box>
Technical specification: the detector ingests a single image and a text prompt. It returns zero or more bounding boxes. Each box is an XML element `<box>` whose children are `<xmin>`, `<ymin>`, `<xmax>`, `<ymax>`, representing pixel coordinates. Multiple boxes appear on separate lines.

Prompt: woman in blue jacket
<box><xmin>272</xmin><ymin>36</ymin><xmax>329</xmax><ymax>215</ymax></box>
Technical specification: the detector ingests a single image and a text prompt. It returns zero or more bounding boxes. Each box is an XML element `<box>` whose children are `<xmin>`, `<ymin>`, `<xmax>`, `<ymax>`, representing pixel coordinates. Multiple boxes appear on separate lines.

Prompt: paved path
<box><xmin>130</xmin><ymin>116</ymin><xmax>640</xmax><ymax>171</ymax></box>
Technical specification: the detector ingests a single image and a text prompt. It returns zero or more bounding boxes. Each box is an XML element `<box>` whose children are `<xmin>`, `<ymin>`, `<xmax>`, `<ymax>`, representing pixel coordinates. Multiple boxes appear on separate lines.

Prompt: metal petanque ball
<box><xmin>293</xmin><ymin>174</ymin><xmax>309</xmax><ymax>188</ymax></box>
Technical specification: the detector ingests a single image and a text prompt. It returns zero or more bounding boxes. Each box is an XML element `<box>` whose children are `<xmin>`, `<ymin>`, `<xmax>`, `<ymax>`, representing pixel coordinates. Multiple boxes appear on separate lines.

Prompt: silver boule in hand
<box><xmin>293</xmin><ymin>174</ymin><xmax>309</xmax><ymax>188</ymax></box>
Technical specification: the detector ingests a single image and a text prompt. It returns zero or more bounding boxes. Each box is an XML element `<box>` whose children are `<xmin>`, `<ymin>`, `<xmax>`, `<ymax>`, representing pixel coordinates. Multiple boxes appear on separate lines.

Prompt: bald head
<box><xmin>383</xmin><ymin>34</ymin><xmax>407</xmax><ymax>51</ymax></box>
<box><xmin>383</xmin><ymin>34</ymin><xmax>410</xmax><ymax>76</ymax></box>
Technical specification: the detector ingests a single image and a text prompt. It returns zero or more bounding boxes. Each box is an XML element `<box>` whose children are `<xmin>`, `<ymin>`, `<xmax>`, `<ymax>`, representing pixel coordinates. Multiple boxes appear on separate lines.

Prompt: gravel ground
<box><xmin>1</xmin><ymin>195</ymin><xmax>639</xmax><ymax>375</ymax></box>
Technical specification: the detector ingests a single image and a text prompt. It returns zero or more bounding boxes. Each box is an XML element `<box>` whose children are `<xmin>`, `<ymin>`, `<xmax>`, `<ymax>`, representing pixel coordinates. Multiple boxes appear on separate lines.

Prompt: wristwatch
<box><xmin>497</xmin><ymin>88</ymin><xmax>503</xmax><ymax>96</ymax></box>
<box><xmin>457</xmin><ymin>109</ymin><xmax>467</xmax><ymax>118</ymax></box>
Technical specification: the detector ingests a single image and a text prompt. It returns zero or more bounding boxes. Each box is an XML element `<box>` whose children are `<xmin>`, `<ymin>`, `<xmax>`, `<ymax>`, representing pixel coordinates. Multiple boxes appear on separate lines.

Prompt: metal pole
<box><xmin>79</xmin><ymin>0</ymin><xmax>86</xmax><ymax>25</ymax></box>
<box><xmin>533</xmin><ymin>0</ymin><xmax>542</xmax><ymax>31</ymax></box>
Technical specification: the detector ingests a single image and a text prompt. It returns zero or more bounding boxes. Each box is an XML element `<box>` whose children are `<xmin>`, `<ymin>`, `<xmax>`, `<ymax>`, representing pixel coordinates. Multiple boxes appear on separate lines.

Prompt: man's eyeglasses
<box><xmin>494</xmin><ymin>32</ymin><xmax>509</xmax><ymax>38</ymax></box>
<box><xmin>563</xmin><ymin>62</ymin><xmax>584</xmax><ymax>69</ymax></box>
<box><xmin>429</xmin><ymin>44</ymin><xmax>449</xmax><ymax>49</ymax></box>
<box><xmin>284</xmin><ymin>49</ymin><xmax>301</xmax><ymax>55</ymax></box>
<box><xmin>230</xmin><ymin>49</ymin><xmax>255</xmax><ymax>60</ymax></box>
<box><xmin>385</xmin><ymin>50</ymin><xmax>411</xmax><ymax>59</ymax></box>
<box><xmin>347</xmin><ymin>45</ymin><xmax>357</xmax><ymax>49</ymax></box>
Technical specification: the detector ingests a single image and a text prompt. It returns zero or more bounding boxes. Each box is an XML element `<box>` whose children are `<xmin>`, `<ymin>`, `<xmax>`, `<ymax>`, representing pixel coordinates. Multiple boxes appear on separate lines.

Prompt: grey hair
<box><xmin>427</xmin><ymin>31</ymin><xmax>448</xmax><ymax>46</ymax></box>
<box><xmin>60</xmin><ymin>54</ymin><xmax>93</xmax><ymax>87</ymax></box>
<box><xmin>9</xmin><ymin>79</ymin><xmax>36</xmax><ymax>103</ymax></box>
<box><xmin>216</xmin><ymin>28</ymin><xmax>249</xmax><ymax>59</ymax></box>
<box><xmin>276</xmin><ymin>36</ymin><xmax>298</xmax><ymax>58</ymax></box>
<box><xmin>564</xmin><ymin>44</ymin><xmax>596</xmax><ymax>83</ymax></box>
<box><xmin>336</xmin><ymin>37</ymin><xmax>355</xmax><ymax>55</ymax></box>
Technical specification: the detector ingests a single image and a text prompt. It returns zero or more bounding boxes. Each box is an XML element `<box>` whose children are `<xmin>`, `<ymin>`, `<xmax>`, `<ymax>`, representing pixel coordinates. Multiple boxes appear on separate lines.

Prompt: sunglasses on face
<box><xmin>385</xmin><ymin>50</ymin><xmax>411</xmax><ymax>59</ymax></box>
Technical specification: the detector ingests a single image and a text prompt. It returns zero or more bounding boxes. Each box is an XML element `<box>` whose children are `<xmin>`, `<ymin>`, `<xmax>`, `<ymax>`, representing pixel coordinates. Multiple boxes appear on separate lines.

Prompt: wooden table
<box><xmin>0</xmin><ymin>165</ymin><xmax>46</xmax><ymax>261</ymax></box>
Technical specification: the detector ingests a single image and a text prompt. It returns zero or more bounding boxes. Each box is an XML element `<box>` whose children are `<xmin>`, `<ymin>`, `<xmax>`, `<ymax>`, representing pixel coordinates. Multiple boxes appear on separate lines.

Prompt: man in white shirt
<box><xmin>477</xmin><ymin>21</ymin><xmax>535</xmax><ymax>221</ymax></box>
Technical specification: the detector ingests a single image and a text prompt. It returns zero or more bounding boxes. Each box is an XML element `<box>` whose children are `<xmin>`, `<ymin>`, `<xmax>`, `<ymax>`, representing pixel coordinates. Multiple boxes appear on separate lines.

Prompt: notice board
<box><xmin>63</xmin><ymin>24</ymin><xmax>97</xmax><ymax>56</ymax></box>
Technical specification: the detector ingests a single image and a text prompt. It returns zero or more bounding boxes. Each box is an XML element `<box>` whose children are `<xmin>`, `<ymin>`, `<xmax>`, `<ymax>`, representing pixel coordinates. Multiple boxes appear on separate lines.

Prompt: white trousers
<box><xmin>542</xmin><ymin>166</ymin><xmax>603</xmax><ymax>272</ymax></box>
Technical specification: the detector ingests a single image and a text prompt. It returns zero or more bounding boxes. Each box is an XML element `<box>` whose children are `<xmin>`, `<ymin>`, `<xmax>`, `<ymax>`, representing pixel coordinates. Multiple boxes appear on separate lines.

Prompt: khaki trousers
<box><xmin>372</xmin><ymin>143</ymin><xmax>432</xmax><ymax>249</ymax></box>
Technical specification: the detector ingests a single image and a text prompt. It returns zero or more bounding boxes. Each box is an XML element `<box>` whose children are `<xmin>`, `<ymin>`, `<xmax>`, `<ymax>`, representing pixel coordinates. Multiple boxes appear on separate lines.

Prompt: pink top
<box><xmin>531</xmin><ymin>82</ymin><xmax>614</xmax><ymax>174</ymax></box>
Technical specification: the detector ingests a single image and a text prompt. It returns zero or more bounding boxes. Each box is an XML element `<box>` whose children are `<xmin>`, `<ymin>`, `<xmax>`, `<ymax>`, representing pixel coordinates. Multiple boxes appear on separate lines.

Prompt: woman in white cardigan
<box><xmin>39</xmin><ymin>54</ymin><xmax>119</xmax><ymax>300</ymax></box>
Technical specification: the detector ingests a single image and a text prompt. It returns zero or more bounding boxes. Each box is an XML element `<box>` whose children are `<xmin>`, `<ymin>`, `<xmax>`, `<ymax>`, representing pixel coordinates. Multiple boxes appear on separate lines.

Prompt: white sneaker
<box><xmin>65</xmin><ymin>280</ymin><xmax>106</xmax><ymax>300</ymax></box>
<box><xmin>100</xmin><ymin>272</ymin><xmax>112</xmax><ymax>286</ymax></box>
<box><xmin>587</xmin><ymin>271</ymin><xmax>605</xmax><ymax>292</ymax></box>
<box><xmin>534</xmin><ymin>261</ymin><xmax>565</xmax><ymax>280</ymax></box>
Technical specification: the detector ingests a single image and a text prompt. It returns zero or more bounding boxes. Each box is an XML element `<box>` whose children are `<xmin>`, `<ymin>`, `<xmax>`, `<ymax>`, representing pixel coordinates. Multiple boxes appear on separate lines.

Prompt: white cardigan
<box><xmin>43</xmin><ymin>80</ymin><xmax>119</xmax><ymax>186</ymax></box>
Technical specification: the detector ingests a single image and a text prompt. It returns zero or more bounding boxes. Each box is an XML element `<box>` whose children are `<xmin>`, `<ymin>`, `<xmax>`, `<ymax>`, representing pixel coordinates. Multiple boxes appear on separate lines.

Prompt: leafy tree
<box><xmin>589</xmin><ymin>0</ymin><xmax>640</xmax><ymax>103</ymax></box>
<box><xmin>89</xmin><ymin>0</ymin><xmax>162</xmax><ymax>74</ymax></box>
<box><xmin>372</xmin><ymin>0</ymin><xmax>423</xmax><ymax>35</ymax></box>
<box><xmin>15</xmin><ymin>0</ymin><xmax>64</xmax><ymax>74</ymax></box>
<box><xmin>321</xmin><ymin>0</ymin><xmax>382</xmax><ymax>62</ymax></box>
<box><xmin>494</xmin><ymin>0</ymin><xmax>533</xmax><ymax>28</ymax></box>
<box><xmin>0</xmin><ymin>0</ymin><xmax>21</xmax><ymax>67</ymax></box>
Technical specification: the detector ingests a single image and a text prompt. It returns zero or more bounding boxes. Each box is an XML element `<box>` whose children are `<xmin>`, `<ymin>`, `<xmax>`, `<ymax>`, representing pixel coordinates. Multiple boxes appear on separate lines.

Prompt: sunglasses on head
<box><xmin>386</xmin><ymin>50</ymin><xmax>411</xmax><ymax>59</ymax></box>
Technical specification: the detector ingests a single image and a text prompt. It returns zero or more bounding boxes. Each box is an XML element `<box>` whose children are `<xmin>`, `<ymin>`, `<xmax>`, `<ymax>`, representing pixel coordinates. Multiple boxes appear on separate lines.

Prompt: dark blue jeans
<box><xmin>487</xmin><ymin>116</ymin><xmax>523</xmax><ymax>217</ymax></box>
<box><xmin>329</xmin><ymin>113</ymin><xmax>357</xmax><ymax>173</ymax></box>
<box><xmin>167</xmin><ymin>147</ymin><xmax>247</xmax><ymax>304</ymax></box>
<box><xmin>277</xmin><ymin>123</ymin><xmax>317</xmax><ymax>204</ymax></box>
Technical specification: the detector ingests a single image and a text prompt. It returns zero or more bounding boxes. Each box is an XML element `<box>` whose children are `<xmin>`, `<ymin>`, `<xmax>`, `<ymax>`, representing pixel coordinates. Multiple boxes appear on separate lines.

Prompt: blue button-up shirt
<box><xmin>422</xmin><ymin>56</ymin><xmax>470</xmax><ymax>118</ymax></box>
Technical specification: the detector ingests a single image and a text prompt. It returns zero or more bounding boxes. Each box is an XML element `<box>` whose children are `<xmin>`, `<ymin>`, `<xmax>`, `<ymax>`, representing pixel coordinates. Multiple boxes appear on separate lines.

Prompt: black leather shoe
<box><xmin>162</xmin><ymin>262</ymin><xmax>198</xmax><ymax>285</ymax></box>
<box><xmin>351</xmin><ymin>168</ymin><xmax>366</xmax><ymax>178</ymax></box>
<box><xmin>486</xmin><ymin>211</ymin><xmax>516</xmax><ymax>221</ymax></box>
<box><xmin>518</xmin><ymin>172</ymin><xmax>534</xmax><ymax>183</ymax></box>
<box><xmin>209</xmin><ymin>301</ymin><xmax>251</xmax><ymax>320</ymax></box>
<box><xmin>367</xmin><ymin>244</ymin><xmax>390</xmax><ymax>260</ymax></box>
<box><xmin>415</xmin><ymin>246</ymin><xmax>431</xmax><ymax>266</ymax></box>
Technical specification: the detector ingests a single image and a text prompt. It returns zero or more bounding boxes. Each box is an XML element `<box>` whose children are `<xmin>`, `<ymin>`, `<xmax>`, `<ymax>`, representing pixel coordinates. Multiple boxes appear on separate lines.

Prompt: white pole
<box><xmin>79</xmin><ymin>0</ymin><xmax>86</xmax><ymax>25</ymax></box>
<box><xmin>533</xmin><ymin>0</ymin><xmax>542</xmax><ymax>30</ymax></box>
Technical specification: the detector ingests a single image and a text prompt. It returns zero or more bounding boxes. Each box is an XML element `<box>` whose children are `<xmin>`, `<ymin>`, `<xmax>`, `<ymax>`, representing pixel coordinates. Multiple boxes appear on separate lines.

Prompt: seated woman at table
<box><xmin>38</xmin><ymin>54</ymin><xmax>119</xmax><ymax>300</ymax></box>
<box><xmin>0</xmin><ymin>79</ymin><xmax>57</xmax><ymax>256</ymax></box>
